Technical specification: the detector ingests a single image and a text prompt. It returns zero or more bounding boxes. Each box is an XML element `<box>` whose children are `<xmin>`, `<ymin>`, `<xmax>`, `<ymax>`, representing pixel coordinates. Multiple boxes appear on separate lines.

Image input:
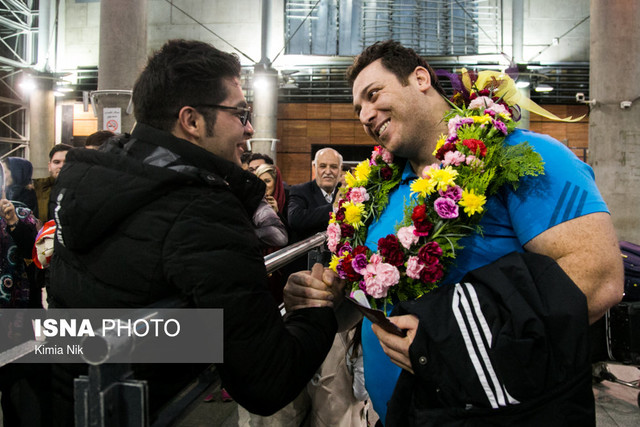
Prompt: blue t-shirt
<box><xmin>361</xmin><ymin>129</ymin><xmax>608</xmax><ymax>423</ymax></box>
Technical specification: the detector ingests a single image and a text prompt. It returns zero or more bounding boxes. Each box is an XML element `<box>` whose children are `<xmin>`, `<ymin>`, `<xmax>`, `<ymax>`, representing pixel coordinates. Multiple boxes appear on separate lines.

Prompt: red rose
<box><xmin>340</xmin><ymin>223</ymin><xmax>355</xmax><ymax>238</ymax></box>
<box><xmin>419</xmin><ymin>262</ymin><xmax>444</xmax><ymax>284</ymax></box>
<box><xmin>417</xmin><ymin>251</ymin><xmax>436</xmax><ymax>266</ymax></box>
<box><xmin>380</xmin><ymin>166</ymin><xmax>393</xmax><ymax>180</ymax></box>
<box><xmin>412</xmin><ymin>204</ymin><xmax>427</xmax><ymax>222</ymax></box>
<box><xmin>341</xmin><ymin>254</ymin><xmax>361</xmax><ymax>281</ymax></box>
<box><xmin>335</xmin><ymin>208</ymin><xmax>345</xmax><ymax>221</ymax></box>
<box><xmin>462</xmin><ymin>139</ymin><xmax>487</xmax><ymax>157</ymax></box>
<box><xmin>378</xmin><ymin>234</ymin><xmax>405</xmax><ymax>267</ymax></box>
<box><xmin>411</xmin><ymin>205</ymin><xmax>433</xmax><ymax>235</ymax></box>
<box><xmin>422</xmin><ymin>241</ymin><xmax>443</xmax><ymax>257</ymax></box>
<box><xmin>436</xmin><ymin>142</ymin><xmax>457</xmax><ymax>161</ymax></box>
<box><xmin>353</xmin><ymin>245</ymin><xmax>368</xmax><ymax>256</ymax></box>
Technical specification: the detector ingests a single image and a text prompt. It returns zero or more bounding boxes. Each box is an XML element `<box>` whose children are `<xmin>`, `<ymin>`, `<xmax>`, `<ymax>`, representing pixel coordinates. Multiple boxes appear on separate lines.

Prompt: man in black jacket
<box><xmin>288</xmin><ymin>147</ymin><xmax>343</xmax><ymax>242</ymax></box>
<box><xmin>49</xmin><ymin>39</ymin><xmax>338</xmax><ymax>423</ymax></box>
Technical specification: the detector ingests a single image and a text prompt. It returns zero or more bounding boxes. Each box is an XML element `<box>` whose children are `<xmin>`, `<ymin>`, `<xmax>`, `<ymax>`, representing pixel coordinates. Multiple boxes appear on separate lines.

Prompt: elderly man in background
<box><xmin>288</xmin><ymin>148</ymin><xmax>343</xmax><ymax>242</ymax></box>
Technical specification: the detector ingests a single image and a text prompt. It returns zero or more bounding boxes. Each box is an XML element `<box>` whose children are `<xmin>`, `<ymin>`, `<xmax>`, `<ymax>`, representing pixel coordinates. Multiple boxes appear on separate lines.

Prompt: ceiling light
<box><xmin>516</xmin><ymin>81</ymin><xmax>530</xmax><ymax>88</ymax></box>
<box><xmin>535</xmin><ymin>84</ymin><xmax>553</xmax><ymax>92</ymax></box>
<box><xmin>19</xmin><ymin>78</ymin><xmax>36</xmax><ymax>93</ymax></box>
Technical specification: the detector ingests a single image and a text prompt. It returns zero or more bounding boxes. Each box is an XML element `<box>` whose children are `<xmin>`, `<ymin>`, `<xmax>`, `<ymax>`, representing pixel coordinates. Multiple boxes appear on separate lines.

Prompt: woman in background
<box><xmin>1</xmin><ymin>157</ymin><xmax>38</xmax><ymax>219</ymax></box>
<box><xmin>0</xmin><ymin>160</ymin><xmax>51</xmax><ymax>426</ymax></box>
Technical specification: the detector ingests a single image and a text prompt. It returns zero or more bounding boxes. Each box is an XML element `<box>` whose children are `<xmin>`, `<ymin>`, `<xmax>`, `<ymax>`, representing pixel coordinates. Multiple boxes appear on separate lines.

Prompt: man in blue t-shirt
<box><xmin>343</xmin><ymin>41</ymin><xmax>624</xmax><ymax>424</ymax></box>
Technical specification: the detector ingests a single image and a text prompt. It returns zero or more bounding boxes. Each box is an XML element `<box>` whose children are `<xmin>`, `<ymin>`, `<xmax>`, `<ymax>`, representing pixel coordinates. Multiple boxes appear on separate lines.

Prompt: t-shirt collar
<box><xmin>401</xmin><ymin>161</ymin><xmax>418</xmax><ymax>184</ymax></box>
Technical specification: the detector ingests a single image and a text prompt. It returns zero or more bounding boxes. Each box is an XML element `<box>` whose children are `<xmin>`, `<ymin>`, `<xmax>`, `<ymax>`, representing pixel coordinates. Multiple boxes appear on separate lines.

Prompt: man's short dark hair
<box><xmin>49</xmin><ymin>143</ymin><xmax>73</xmax><ymax>160</ymax></box>
<box><xmin>132</xmin><ymin>39</ymin><xmax>242</xmax><ymax>132</ymax></box>
<box><xmin>248</xmin><ymin>153</ymin><xmax>274</xmax><ymax>165</ymax></box>
<box><xmin>241</xmin><ymin>152</ymin><xmax>252</xmax><ymax>165</ymax></box>
<box><xmin>85</xmin><ymin>130</ymin><xmax>115</xmax><ymax>148</ymax></box>
<box><xmin>346</xmin><ymin>40</ymin><xmax>446</xmax><ymax>97</ymax></box>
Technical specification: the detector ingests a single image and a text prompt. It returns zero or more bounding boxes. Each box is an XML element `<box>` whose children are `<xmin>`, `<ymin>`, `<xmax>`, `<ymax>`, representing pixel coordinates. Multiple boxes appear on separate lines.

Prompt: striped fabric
<box><xmin>452</xmin><ymin>282</ymin><xmax>520</xmax><ymax>409</ymax></box>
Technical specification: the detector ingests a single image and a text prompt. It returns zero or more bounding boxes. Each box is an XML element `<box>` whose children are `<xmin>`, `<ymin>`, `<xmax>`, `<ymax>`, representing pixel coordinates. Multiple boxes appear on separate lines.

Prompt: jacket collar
<box><xmin>129</xmin><ymin>123</ymin><xmax>264</xmax><ymax>214</ymax></box>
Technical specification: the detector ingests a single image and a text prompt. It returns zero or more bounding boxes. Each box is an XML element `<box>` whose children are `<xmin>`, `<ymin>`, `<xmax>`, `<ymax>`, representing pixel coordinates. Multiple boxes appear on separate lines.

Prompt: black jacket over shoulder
<box><xmin>288</xmin><ymin>180</ymin><xmax>335</xmax><ymax>241</ymax></box>
<box><xmin>387</xmin><ymin>252</ymin><xmax>594</xmax><ymax>427</ymax></box>
<box><xmin>49</xmin><ymin>123</ymin><xmax>337</xmax><ymax>417</ymax></box>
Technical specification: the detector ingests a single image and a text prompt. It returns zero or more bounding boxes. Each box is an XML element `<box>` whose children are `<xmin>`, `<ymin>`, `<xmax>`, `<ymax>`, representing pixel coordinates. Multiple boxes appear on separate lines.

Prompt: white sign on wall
<box><xmin>103</xmin><ymin>108</ymin><xmax>122</xmax><ymax>134</ymax></box>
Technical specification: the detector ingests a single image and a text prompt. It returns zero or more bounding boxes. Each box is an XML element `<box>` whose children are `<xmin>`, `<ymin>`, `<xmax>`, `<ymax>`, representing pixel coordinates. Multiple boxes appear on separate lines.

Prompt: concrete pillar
<box><xmin>29</xmin><ymin>81</ymin><xmax>55</xmax><ymax>178</ymax></box>
<box><xmin>95</xmin><ymin>0</ymin><xmax>148</xmax><ymax>134</ymax></box>
<box><xmin>250</xmin><ymin>0</ymin><xmax>279</xmax><ymax>163</ymax></box>
<box><xmin>512</xmin><ymin>0</ymin><xmax>524</xmax><ymax>64</ymax></box>
<box><xmin>589</xmin><ymin>0</ymin><xmax>640</xmax><ymax>242</ymax></box>
<box><xmin>250</xmin><ymin>64</ymin><xmax>279</xmax><ymax>163</ymax></box>
<box><xmin>29</xmin><ymin>1</ymin><xmax>55</xmax><ymax>178</ymax></box>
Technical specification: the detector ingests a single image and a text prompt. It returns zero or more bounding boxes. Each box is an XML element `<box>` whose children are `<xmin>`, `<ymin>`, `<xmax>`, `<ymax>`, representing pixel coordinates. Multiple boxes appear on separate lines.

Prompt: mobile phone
<box><xmin>345</xmin><ymin>297</ymin><xmax>406</xmax><ymax>337</ymax></box>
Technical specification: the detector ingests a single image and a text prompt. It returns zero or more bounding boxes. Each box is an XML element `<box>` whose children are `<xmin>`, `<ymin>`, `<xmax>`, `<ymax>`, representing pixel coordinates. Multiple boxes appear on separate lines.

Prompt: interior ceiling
<box><xmin>0</xmin><ymin>0</ymin><xmax>590</xmax><ymax>105</ymax></box>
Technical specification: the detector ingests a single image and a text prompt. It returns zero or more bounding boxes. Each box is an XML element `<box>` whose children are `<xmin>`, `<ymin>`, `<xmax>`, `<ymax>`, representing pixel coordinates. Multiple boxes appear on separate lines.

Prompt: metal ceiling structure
<box><xmin>0</xmin><ymin>0</ymin><xmax>36</xmax><ymax>157</ymax></box>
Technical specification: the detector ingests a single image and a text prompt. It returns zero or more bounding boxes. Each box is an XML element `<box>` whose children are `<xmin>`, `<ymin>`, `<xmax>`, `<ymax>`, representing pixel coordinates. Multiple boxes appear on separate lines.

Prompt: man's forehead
<box><xmin>222</xmin><ymin>77</ymin><xmax>246</xmax><ymax>105</ymax></box>
<box><xmin>51</xmin><ymin>151</ymin><xmax>68</xmax><ymax>161</ymax></box>
<box><xmin>352</xmin><ymin>60</ymin><xmax>388</xmax><ymax>94</ymax></box>
<box><xmin>317</xmin><ymin>152</ymin><xmax>339</xmax><ymax>164</ymax></box>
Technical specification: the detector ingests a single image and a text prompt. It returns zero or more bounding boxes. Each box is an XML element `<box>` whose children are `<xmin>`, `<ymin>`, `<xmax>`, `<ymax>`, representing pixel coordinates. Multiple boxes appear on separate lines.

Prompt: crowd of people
<box><xmin>0</xmin><ymin>37</ymin><xmax>624</xmax><ymax>427</ymax></box>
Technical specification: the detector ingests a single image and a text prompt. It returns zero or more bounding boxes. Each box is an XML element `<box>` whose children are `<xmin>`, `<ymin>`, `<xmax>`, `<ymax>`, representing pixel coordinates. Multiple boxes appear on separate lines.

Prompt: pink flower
<box><xmin>351</xmin><ymin>253</ymin><xmax>369</xmax><ymax>275</ymax></box>
<box><xmin>397</xmin><ymin>225</ymin><xmax>419</xmax><ymax>249</ymax></box>
<box><xmin>365</xmin><ymin>263</ymin><xmax>400</xmax><ymax>299</ymax></box>
<box><xmin>443</xmin><ymin>150</ymin><xmax>466</xmax><ymax>166</ymax></box>
<box><xmin>466</xmin><ymin>155</ymin><xmax>485</xmax><ymax>170</ymax></box>
<box><xmin>469</xmin><ymin>96</ymin><xmax>493</xmax><ymax>110</ymax></box>
<box><xmin>338</xmin><ymin>242</ymin><xmax>352</xmax><ymax>256</ymax></box>
<box><xmin>326</xmin><ymin>222</ymin><xmax>341</xmax><ymax>252</ymax></box>
<box><xmin>349</xmin><ymin>187</ymin><xmax>370</xmax><ymax>204</ymax></box>
<box><xmin>379</xmin><ymin>147</ymin><xmax>394</xmax><ymax>163</ymax></box>
<box><xmin>492</xmin><ymin>119</ymin><xmax>508</xmax><ymax>135</ymax></box>
<box><xmin>447</xmin><ymin>116</ymin><xmax>474</xmax><ymax>139</ymax></box>
<box><xmin>371</xmin><ymin>146</ymin><xmax>394</xmax><ymax>165</ymax></box>
<box><xmin>369</xmin><ymin>253</ymin><xmax>382</xmax><ymax>266</ymax></box>
<box><xmin>488</xmin><ymin>103</ymin><xmax>508</xmax><ymax>116</ymax></box>
<box><xmin>434</xmin><ymin>197</ymin><xmax>459</xmax><ymax>219</ymax></box>
<box><xmin>439</xmin><ymin>185</ymin><xmax>462</xmax><ymax>201</ymax></box>
<box><xmin>406</xmin><ymin>256</ymin><xmax>423</xmax><ymax>280</ymax></box>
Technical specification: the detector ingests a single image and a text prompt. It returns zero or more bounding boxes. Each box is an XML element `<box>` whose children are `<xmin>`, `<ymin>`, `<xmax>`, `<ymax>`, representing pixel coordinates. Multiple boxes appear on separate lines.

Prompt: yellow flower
<box><xmin>432</xmin><ymin>135</ymin><xmax>447</xmax><ymax>156</ymax></box>
<box><xmin>343</xmin><ymin>202</ymin><xmax>365</xmax><ymax>229</ymax></box>
<box><xmin>498</xmin><ymin>112</ymin><xmax>511</xmax><ymax>121</ymax></box>
<box><xmin>428</xmin><ymin>166</ymin><xmax>458</xmax><ymax>191</ymax></box>
<box><xmin>329</xmin><ymin>254</ymin><xmax>341</xmax><ymax>272</ymax></box>
<box><xmin>354</xmin><ymin>160</ymin><xmax>371</xmax><ymax>185</ymax></box>
<box><xmin>410</xmin><ymin>178</ymin><xmax>436</xmax><ymax>197</ymax></box>
<box><xmin>459</xmin><ymin>189</ymin><xmax>486</xmax><ymax>216</ymax></box>
<box><xmin>344</xmin><ymin>171</ymin><xmax>358</xmax><ymax>188</ymax></box>
<box><xmin>473</xmin><ymin>115</ymin><xmax>492</xmax><ymax>125</ymax></box>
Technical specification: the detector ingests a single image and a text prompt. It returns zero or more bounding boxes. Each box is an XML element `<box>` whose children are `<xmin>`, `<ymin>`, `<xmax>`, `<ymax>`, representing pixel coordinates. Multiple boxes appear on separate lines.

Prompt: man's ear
<box><xmin>413</xmin><ymin>66</ymin><xmax>433</xmax><ymax>94</ymax></box>
<box><xmin>174</xmin><ymin>106</ymin><xmax>201</xmax><ymax>140</ymax></box>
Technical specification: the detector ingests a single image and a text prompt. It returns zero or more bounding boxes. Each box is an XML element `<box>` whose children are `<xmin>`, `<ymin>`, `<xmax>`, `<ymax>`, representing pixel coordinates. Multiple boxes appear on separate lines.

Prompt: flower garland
<box><xmin>327</xmin><ymin>72</ymin><xmax>546</xmax><ymax>309</ymax></box>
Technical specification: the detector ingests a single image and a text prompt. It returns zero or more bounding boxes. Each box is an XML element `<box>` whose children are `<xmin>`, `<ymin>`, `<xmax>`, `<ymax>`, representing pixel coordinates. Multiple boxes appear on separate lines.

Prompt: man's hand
<box><xmin>283</xmin><ymin>263</ymin><xmax>341</xmax><ymax>311</ymax></box>
<box><xmin>371</xmin><ymin>314</ymin><xmax>419</xmax><ymax>373</ymax></box>
<box><xmin>0</xmin><ymin>199</ymin><xmax>18</xmax><ymax>227</ymax></box>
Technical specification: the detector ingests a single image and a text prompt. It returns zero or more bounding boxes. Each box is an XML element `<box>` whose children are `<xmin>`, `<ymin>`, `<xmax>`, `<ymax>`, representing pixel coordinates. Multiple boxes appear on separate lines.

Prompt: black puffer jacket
<box><xmin>49</xmin><ymin>123</ymin><xmax>337</xmax><ymax>417</ymax></box>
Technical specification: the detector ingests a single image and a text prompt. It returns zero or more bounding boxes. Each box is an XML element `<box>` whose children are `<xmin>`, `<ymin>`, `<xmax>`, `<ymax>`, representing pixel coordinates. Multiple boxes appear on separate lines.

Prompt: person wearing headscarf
<box><xmin>1</xmin><ymin>157</ymin><xmax>38</xmax><ymax>218</ymax></box>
